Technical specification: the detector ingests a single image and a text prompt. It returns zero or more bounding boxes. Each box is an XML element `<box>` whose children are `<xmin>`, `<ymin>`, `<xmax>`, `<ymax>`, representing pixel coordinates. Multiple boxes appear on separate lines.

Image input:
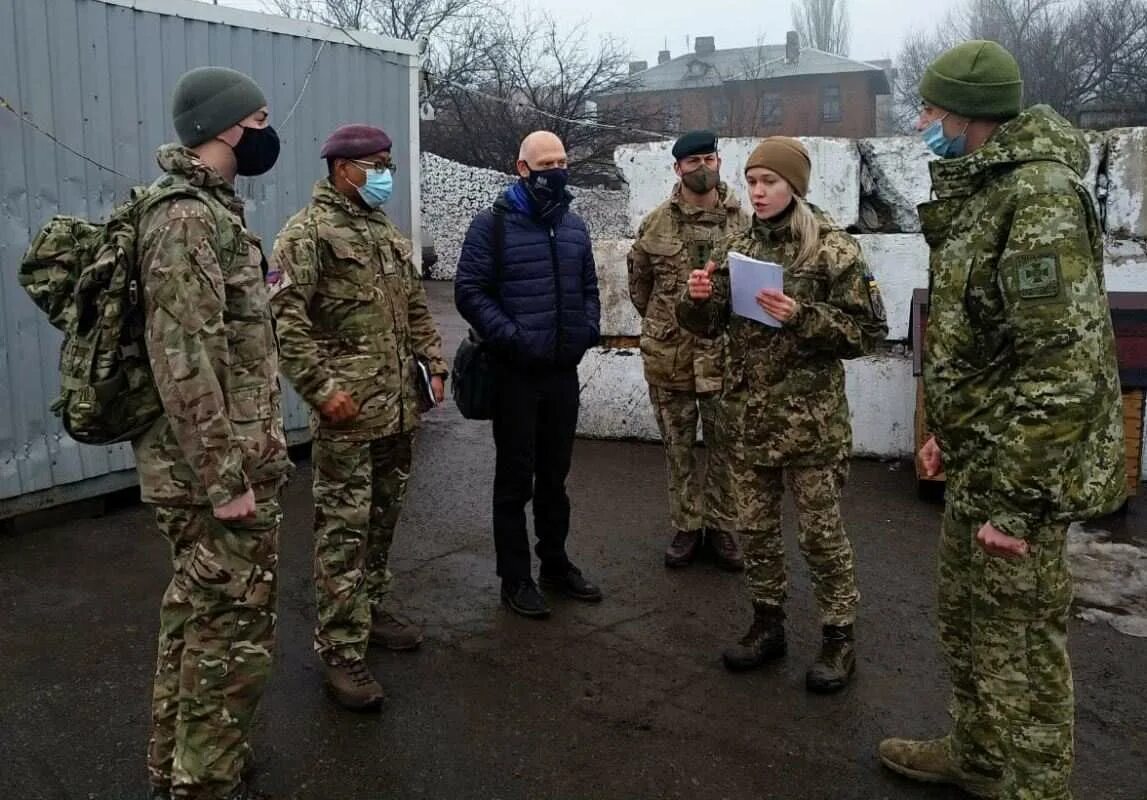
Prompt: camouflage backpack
<box><xmin>19</xmin><ymin>181</ymin><xmax>219</xmax><ymax>445</ymax></box>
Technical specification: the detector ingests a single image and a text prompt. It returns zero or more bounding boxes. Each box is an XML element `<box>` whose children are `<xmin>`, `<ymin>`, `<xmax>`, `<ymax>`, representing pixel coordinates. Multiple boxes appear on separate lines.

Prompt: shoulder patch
<box><xmin>1014</xmin><ymin>253</ymin><xmax>1061</xmax><ymax>300</ymax></box>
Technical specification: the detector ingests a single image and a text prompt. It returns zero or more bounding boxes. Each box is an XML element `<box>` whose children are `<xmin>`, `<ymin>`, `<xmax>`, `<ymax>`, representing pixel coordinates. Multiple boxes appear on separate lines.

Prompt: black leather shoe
<box><xmin>501</xmin><ymin>579</ymin><xmax>552</xmax><ymax>618</ymax></box>
<box><xmin>539</xmin><ymin>565</ymin><xmax>603</xmax><ymax>602</ymax></box>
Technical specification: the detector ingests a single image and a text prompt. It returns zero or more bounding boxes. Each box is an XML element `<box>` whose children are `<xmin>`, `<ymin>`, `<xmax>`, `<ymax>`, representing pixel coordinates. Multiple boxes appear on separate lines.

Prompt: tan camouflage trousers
<box><xmin>148</xmin><ymin>500</ymin><xmax>281</xmax><ymax>800</ymax></box>
<box><xmin>738</xmin><ymin>460</ymin><xmax>858</xmax><ymax>626</ymax></box>
<box><xmin>648</xmin><ymin>386</ymin><xmax>720</xmax><ymax>532</ymax></box>
<box><xmin>312</xmin><ymin>432</ymin><xmax>413</xmax><ymax>665</ymax></box>
<box><xmin>939</xmin><ymin>508</ymin><xmax>1074</xmax><ymax>800</ymax></box>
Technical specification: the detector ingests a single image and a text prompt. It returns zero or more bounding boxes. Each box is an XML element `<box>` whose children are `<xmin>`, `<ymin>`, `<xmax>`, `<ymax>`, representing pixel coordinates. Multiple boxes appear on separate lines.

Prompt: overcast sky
<box><xmin>212</xmin><ymin>0</ymin><xmax>933</xmax><ymax>63</ymax></box>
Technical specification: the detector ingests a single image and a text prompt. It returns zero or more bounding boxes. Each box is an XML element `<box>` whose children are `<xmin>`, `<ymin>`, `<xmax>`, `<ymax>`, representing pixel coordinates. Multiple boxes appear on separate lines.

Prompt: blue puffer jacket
<box><xmin>455</xmin><ymin>184</ymin><xmax>601</xmax><ymax>370</ymax></box>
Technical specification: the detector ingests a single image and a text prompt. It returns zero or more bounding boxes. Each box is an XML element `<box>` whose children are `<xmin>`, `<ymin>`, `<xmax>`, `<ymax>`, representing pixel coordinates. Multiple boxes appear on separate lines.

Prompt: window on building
<box><xmin>760</xmin><ymin>93</ymin><xmax>783</xmax><ymax>128</ymax></box>
<box><xmin>710</xmin><ymin>95</ymin><xmax>731</xmax><ymax>129</ymax></box>
<box><xmin>665</xmin><ymin>99</ymin><xmax>682</xmax><ymax>132</ymax></box>
<box><xmin>821</xmin><ymin>84</ymin><xmax>842</xmax><ymax>123</ymax></box>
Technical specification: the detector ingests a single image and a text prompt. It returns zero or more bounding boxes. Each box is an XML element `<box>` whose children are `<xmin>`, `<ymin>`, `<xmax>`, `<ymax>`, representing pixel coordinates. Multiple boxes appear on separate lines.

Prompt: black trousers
<box><xmin>491</xmin><ymin>365</ymin><xmax>580</xmax><ymax>585</ymax></box>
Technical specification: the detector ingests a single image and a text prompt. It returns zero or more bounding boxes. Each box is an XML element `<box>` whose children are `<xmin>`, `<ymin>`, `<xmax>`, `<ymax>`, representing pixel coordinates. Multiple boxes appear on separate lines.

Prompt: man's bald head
<box><xmin>517</xmin><ymin>130</ymin><xmax>567</xmax><ymax>178</ymax></box>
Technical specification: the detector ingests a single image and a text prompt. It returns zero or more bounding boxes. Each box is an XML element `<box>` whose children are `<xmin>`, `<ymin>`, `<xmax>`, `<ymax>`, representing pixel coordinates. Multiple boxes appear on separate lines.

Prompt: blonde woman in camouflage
<box><xmin>678</xmin><ymin>137</ymin><xmax>887</xmax><ymax>693</ymax></box>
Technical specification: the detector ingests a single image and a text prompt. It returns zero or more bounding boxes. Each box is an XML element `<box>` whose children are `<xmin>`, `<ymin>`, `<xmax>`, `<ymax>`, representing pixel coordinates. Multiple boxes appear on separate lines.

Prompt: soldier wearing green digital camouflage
<box><xmin>135</xmin><ymin>67</ymin><xmax>290</xmax><ymax>800</ymax></box>
<box><xmin>678</xmin><ymin>137</ymin><xmax>887</xmax><ymax>693</ymax></box>
<box><xmin>627</xmin><ymin>130</ymin><xmax>750</xmax><ymax>571</ymax></box>
<box><xmin>878</xmin><ymin>42</ymin><xmax>1125</xmax><ymax>800</ymax></box>
<box><xmin>269</xmin><ymin>124</ymin><xmax>447</xmax><ymax>711</ymax></box>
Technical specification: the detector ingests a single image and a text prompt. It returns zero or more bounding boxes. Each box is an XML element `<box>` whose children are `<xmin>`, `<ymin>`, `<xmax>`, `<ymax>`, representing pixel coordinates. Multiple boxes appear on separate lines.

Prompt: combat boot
<box><xmin>664</xmin><ymin>529</ymin><xmax>703</xmax><ymax>567</ymax></box>
<box><xmin>370</xmin><ymin>607</ymin><xmax>424</xmax><ymax>651</ymax></box>
<box><xmin>805</xmin><ymin>624</ymin><xmax>856</xmax><ymax>693</ymax></box>
<box><xmin>707</xmin><ymin>529</ymin><xmax>745</xmax><ymax>572</ymax></box>
<box><xmin>227</xmin><ymin>786</ymin><xmax>276</xmax><ymax>800</ymax></box>
<box><xmin>324</xmin><ymin>659</ymin><xmax>384</xmax><ymax>711</ymax></box>
<box><xmin>722</xmin><ymin>603</ymin><xmax>786</xmax><ymax>671</ymax></box>
<box><xmin>878</xmin><ymin>736</ymin><xmax>1002</xmax><ymax>798</ymax></box>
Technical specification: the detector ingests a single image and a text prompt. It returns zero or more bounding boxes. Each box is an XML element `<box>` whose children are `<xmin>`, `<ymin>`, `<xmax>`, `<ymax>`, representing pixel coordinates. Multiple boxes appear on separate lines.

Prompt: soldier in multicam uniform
<box><xmin>136</xmin><ymin>67</ymin><xmax>290</xmax><ymax>800</ymax></box>
<box><xmin>627</xmin><ymin>130</ymin><xmax>750</xmax><ymax>571</ymax></box>
<box><xmin>269</xmin><ymin>124</ymin><xmax>447</xmax><ymax>711</ymax></box>
<box><xmin>879</xmin><ymin>42</ymin><xmax>1125</xmax><ymax>800</ymax></box>
<box><xmin>679</xmin><ymin>137</ymin><xmax>887</xmax><ymax>693</ymax></box>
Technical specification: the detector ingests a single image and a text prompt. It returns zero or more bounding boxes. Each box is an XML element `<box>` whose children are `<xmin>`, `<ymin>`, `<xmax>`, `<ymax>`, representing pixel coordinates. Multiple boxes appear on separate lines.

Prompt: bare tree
<box><xmin>423</xmin><ymin>12</ymin><xmax>656</xmax><ymax>183</ymax></box>
<box><xmin>894</xmin><ymin>0</ymin><xmax>1147</xmax><ymax>131</ymax></box>
<box><xmin>791</xmin><ymin>0</ymin><xmax>851</xmax><ymax>56</ymax></box>
<box><xmin>265</xmin><ymin>0</ymin><xmax>497</xmax><ymax>105</ymax></box>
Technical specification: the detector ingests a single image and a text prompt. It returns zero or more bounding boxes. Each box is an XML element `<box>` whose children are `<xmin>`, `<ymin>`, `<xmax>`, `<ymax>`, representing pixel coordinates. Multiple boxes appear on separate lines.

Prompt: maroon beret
<box><xmin>320</xmin><ymin>124</ymin><xmax>392</xmax><ymax>159</ymax></box>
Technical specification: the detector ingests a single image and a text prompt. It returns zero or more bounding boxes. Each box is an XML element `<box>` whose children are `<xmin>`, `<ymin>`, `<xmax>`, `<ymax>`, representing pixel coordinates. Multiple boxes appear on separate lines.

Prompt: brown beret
<box><xmin>745</xmin><ymin>137</ymin><xmax>811</xmax><ymax>197</ymax></box>
<box><xmin>320</xmin><ymin>124</ymin><xmax>392</xmax><ymax>159</ymax></box>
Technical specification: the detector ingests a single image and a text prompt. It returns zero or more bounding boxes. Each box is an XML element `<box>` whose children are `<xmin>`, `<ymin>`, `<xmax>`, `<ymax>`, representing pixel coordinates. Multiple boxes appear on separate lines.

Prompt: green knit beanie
<box><xmin>919</xmin><ymin>40</ymin><xmax>1023</xmax><ymax>120</ymax></box>
<box><xmin>172</xmin><ymin>67</ymin><xmax>267</xmax><ymax>147</ymax></box>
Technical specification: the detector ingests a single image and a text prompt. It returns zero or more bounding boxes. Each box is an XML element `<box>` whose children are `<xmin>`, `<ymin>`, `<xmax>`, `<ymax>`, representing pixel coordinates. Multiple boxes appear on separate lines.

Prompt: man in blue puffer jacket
<box><xmin>455</xmin><ymin>130</ymin><xmax>603</xmax><ymax>619</ymax></box>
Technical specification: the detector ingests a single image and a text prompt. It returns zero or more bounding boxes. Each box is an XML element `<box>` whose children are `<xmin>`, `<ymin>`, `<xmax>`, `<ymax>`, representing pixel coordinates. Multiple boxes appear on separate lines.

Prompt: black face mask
<box><xmin>232</xmin><ymin>125</ymin><xmax>280</xmax><ymax>177</ymax></box>
<box><xmin>523</xmin><ymin>167</ymin><xmax>570</xmax><ymax>221</ymax></box>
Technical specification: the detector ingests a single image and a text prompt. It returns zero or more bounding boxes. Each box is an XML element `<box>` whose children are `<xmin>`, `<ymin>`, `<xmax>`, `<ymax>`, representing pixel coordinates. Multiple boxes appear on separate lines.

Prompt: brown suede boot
<box><xmin>878</xmin><ymin>736</ymin><xmax>1002</xmax><ymax>798</ymax></box>
<box><xmin>324</xmin><ymin>659</ymin><xmax>384</xmax><ymax>711</ymax></box>
<box><xmin>370</xmin><ymin>608</ymin><xmax>424</xmax><ymax>651</ymax></box>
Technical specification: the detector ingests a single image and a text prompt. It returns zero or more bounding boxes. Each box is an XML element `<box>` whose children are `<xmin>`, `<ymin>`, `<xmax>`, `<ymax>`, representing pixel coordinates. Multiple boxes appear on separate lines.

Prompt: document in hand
<box><xmin>414</xmin><ymin>357</ymin><xmax>436</xmax><ymax>412</ymax></box>
<box><xmin>728</xmin><ymin>251</ymin><xmax>785</xmax><ymax>327</ymax></box>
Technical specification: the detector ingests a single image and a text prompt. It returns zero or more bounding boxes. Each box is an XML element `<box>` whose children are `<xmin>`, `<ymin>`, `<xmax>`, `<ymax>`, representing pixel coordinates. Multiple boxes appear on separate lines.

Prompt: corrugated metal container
<box><xmin>0</xmin><ymin>0</ymin><xmax>423</xmax><ymax>517</ymax></box>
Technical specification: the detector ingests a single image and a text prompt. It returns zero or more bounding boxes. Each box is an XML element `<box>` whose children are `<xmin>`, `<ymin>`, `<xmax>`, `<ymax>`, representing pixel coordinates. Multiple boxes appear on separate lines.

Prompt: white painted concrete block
<box><xmin>1104</xmin><ymin>238</ymin><xmax>1147</xmax><ymax>292</ymax></box>
<box><xmin>577</xmin><ymin>346</ymin><xmax>916</xmax><ymax>459</ymax></box>
<box><xmin>577</xmin><ymin>348</ymin><xmax>658</xmax><ymax>441</ymax></box>
<box><xmin>844</xmin><ymin>353</ymin><xmax>915</xmax><ymax>458</ymax></box>
<box><xmin>594</xmin><ymin>238</ymin><xmax>641</xmax><ymax>338</ymax></box>
<box><xmin>1082</xmin><ymin>130</ymin><xmax>1106</xmax><ymax>209</ymax></box>
<box><xmin>857</xmin><ymin>136</ymin><xmax>936</xmax><ymax>233</ymax></box>
<box><xmin>615</xmin><ymin>136</ymin><xmax>861</xmax><ymax>237</ymax></box>
<box><xmin>855</xmin><ymin>234</ymin><xmax>929</xmax><ymax>341</ymax></box>
<box><xmin>1105</xmin><ymin>128</ymin><xmax>1147</xmax><ymax>239</ymax></box>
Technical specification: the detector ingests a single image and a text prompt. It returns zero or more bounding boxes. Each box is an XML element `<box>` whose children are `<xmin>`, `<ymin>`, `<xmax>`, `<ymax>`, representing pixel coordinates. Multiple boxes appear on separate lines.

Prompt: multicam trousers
<box><xmin>648</xmin><ymin>385</ymin><xmax>720</xmax><ymax>532</ymax></box>
<box><xmin>736</xmin><ymin>460</ymin><xmax>858</xmax><ymax>626</ymax></box>
<box><xmin>312</xmin><ymin>432</ymin><xmax>413</xmax><ymax>665</ymax></box>
<box><xmin>148</xmin><ymin>499</ymin><xmax>282</xmax><ymax>800</ymax></box>
<box><xmin>939</xmin><ymin>507</ymin><xmax>1074</xmax><ymax>800</ymax></box>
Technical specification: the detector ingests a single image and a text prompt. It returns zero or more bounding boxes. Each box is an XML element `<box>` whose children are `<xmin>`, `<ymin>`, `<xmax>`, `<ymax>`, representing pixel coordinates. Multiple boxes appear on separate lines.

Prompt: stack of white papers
<box><xmin>728</xmin><ymin>252</ymin><xmax>785</xmax><ymax>327</ymax></box>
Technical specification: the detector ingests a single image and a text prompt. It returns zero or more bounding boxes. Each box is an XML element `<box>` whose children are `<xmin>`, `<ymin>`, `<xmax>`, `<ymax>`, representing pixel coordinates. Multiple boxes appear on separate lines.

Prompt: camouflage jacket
<box><xmin>920</xmin><ymin>105</ymin><xmax>1125</xmax><ymax>536</ymax></box>
<box><xmin>133</xmin><ymin>145</ymin><xmax>292</xmax><ymax>507</ymax></box>
<box><xmin>628</xmin><ymin>183</ymin><xmax>748</xmax><ymax>393</ymax></box>
<box><xmin>269</xmin><ymin>179</ymin><xmax>447</xmax><ymax>442</ymax></box>
<box><xmin>677</xmin><ymin>206</ymin><xmax>887</xmax><ymax>466</ymax></box>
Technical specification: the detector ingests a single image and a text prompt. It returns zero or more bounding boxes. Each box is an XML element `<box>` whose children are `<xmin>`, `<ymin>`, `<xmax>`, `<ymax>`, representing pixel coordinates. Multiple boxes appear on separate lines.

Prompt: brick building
<box><xmin>599</xmin><ymin>33</ymin><xmax>892</xmax><ymax>139</ymax></box>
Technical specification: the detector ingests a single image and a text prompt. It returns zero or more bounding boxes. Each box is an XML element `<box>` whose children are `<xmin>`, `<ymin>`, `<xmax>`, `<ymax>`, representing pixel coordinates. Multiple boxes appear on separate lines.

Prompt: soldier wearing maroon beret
<box><xmin>269</xmin><ymin>125</ymin><xmax>448</xmax><ymax>710</ymax></box>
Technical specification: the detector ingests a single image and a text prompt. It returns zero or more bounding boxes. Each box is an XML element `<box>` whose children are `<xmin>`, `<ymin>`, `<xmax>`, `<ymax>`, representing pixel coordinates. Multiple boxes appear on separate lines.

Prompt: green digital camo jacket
<box><xmin>133</xmin><ymin>145</ymin><xmax>292</xmax><ymax>507</ymax></box>
<box><xmin>919</xmin><ymin>104</ymin><xmax>1125</xmax><ymax>536</ymax></box>
<box><xmin>677</xmin><ymin>206</ymin><xmax>888</xmax><ymax>467</ymax></box>
<box><xmin>627</xmin><ymin>183</ymin><xmax>749</xmax><ymax>393</ymax></box>
<box><xmin>269</xmin><ymin>179</ymin><xmax>447</xmax><ymax>442</ymax></box>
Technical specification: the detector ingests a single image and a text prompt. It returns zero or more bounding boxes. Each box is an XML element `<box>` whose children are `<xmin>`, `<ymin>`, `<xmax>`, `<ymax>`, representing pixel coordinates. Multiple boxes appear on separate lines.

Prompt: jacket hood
<box><xmin>930</xmin><ymin>105</ymin><xmax>1089</xmax><ymax>197</ymax></box>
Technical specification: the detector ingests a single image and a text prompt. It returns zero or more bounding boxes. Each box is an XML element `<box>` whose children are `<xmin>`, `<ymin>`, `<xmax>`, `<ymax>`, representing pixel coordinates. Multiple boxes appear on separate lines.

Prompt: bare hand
<box><xmin>976</xmin><ymin>521</ymin><xmax>1030</xmax><ymax>559</ymax></box>
<box><xmin>756</xmin><ymin>288</ymin><xmax>798</xmax><ymax>322</ymax></box>
<box><xmin>688</xmin><ymin>260</ymin><xmax>718</xmax><ymax>301</ymax></box>
<box><xmin>214</xmin><ymin>487</ymin><xmax>256</xmax><ymax>521</ymax></box>
<box><xmin>320</xmin><ymin>390</ymin><xmax>359</xmax><ymax>423</ymax></box>
<box><xmin>919</xmin><ymin>435</ymin><xmax>943</xmax><ymax>478</ymax></box>
<box><xmin>431</xmin><ymin>375</ymin><xmax>445</xmax><ymax>406</ymax></box>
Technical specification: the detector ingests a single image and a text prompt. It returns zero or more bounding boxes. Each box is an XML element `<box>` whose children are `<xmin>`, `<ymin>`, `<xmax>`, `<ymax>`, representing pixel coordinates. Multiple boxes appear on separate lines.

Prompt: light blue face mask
<box><xmin>357</xmin><ymin>168</ymin><xmax>393</xmax><ymax>208</ymax></box>
<box><xmin>922</xmin><ymin>114</ymin><xmax>968</xmax><ymax>158</ymax></box>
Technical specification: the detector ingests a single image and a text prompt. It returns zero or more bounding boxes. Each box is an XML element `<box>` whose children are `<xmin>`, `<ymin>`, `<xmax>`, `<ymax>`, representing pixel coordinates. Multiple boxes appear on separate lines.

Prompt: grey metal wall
<box><xmin>0</xmin><ymin>0</ymin><xmax>421</xmax><ymax>515</ymax></box>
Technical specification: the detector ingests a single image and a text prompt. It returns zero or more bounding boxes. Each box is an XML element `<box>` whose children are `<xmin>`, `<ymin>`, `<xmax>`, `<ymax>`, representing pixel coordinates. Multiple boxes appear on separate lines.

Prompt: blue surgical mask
<box><xmin>922</xmin><ymin>114</ymin><xmax>968</xmax><ymax>158</ymax></box>
<box><xmin>357</xmin><ymin>168</ymin><xmax>393</xmax><ymax>208</ymax></box>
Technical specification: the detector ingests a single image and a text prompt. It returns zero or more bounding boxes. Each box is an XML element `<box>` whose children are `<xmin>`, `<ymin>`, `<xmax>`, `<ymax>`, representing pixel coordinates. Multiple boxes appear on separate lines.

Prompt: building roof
<box><xmin>606</xmin><ymin>44</ymin><xmax>891</xmax><ymax>96</ymax></box>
